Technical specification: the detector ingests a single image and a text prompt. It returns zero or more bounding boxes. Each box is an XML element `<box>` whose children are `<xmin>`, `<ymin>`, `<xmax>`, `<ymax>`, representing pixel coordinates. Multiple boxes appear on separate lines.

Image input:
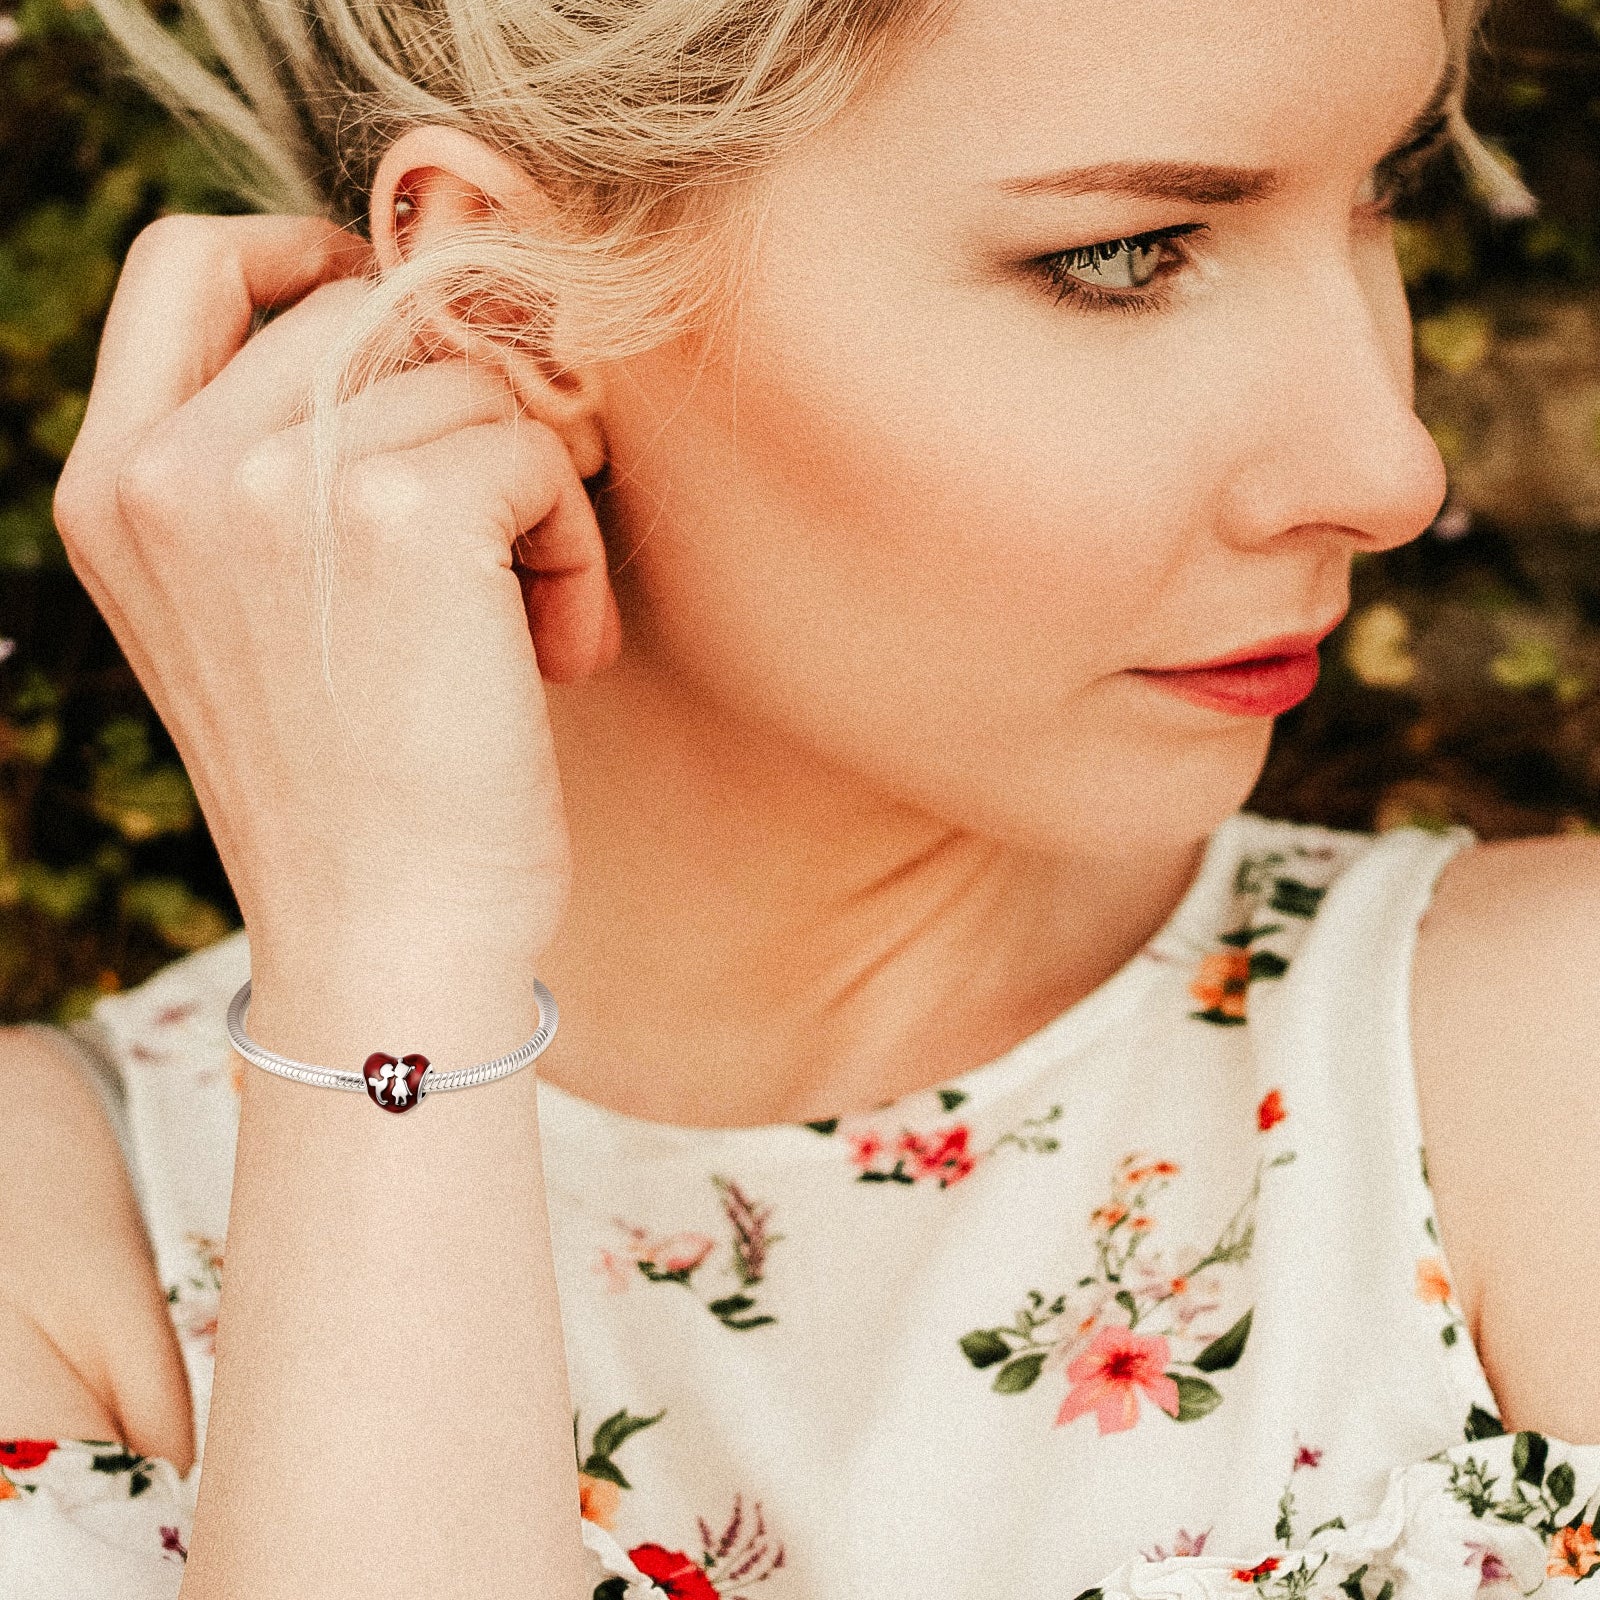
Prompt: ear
<box><xmin>369</xmin><ymin>125</ymin><xmax>608</xmax><ymax>481</ymax></box>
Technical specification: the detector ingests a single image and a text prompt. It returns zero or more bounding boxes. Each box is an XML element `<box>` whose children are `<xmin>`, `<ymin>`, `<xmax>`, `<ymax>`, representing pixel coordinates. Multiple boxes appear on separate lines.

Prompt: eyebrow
<box><xmin>995</xmin><ymin>58</ymin><xmax>1460</xmax><ymax>208</ymax></box>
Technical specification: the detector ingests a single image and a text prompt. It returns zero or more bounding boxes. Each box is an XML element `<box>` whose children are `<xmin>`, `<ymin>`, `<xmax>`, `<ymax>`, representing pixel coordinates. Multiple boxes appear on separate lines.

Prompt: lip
<box><xmin>1129</xmin><ymin>619</ymin><xmax>1346</xmax><ymax>719</ymax></box>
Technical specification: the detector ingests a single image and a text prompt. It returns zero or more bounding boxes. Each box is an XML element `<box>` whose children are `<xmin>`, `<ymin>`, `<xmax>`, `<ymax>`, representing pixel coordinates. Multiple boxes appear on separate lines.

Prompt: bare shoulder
<box><xmin>1411</xmin><ymin>833</ymin><xmax>1600</xmax><ymax>1443</ymax></box>
<box><xmin>0</xmin><ymin>1025</ymin><xmax>194</xmax><ymax>1473</ymax></box>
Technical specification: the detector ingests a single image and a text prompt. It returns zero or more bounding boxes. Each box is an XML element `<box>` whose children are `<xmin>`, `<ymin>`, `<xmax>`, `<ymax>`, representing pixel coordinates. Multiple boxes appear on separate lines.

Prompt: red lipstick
<box><xmin>1130</xmin><ymin>626</ymin><xmax>1342</xmax><ymax>719</ymax></box>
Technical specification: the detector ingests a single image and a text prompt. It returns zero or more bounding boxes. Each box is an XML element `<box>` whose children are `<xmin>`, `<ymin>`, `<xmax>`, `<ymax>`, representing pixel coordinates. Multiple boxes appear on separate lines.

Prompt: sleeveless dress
<box><xmin>4</xmin><ymin>810</ymin><xmax>1599</xmax><ymax>1600</ymax></box>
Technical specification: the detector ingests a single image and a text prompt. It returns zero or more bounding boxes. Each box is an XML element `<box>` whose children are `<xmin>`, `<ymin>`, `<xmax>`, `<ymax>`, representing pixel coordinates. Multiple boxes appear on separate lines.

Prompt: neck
<box><xmin>533</xmin><ymin>653</ymin><xmax>1209</xmax><ymax>1128</ymax></box>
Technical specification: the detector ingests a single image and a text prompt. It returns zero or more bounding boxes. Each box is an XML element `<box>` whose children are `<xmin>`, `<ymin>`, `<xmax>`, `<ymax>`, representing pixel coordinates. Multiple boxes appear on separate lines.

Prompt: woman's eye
<box><xmin>1035</xmin><ymin>224</ymin><xmax>1203</xmax><ymax>311</ymax></box>
<box><xmin>1059</xmin><ymin>238</ymin><xmax>1167</xmax><ymax>290</ymax></box>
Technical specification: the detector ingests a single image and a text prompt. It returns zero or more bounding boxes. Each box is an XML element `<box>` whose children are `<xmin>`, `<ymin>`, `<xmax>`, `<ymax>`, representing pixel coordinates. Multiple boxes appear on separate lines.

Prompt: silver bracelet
<box><xmin>225</xmin><ymin>978</ymin><xmax>558</xmax><ymax>1114</ymax></box>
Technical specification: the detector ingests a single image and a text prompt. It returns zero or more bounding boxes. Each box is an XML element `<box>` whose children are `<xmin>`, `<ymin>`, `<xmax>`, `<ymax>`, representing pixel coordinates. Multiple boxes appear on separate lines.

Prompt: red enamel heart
<box><xmin>362</xmin><ymin>1052</ymin><xmax>430</xmax><ymax>1113</ymax></box>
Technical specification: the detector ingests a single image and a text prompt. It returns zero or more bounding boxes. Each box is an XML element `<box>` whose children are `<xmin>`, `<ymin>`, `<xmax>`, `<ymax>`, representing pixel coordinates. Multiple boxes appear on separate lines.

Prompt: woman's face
<box><xmin>592</xmin><ymin>0</ymin><xmax>1450</xmax><ymax>859</ymax></box>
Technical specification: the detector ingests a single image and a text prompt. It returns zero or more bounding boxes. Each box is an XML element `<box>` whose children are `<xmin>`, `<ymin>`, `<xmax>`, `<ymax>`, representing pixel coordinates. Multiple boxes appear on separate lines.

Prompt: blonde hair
<box><xmin>85</xmin><ymin>0</ymin><xmax>1532</xmax><ymax>654</ymax></box>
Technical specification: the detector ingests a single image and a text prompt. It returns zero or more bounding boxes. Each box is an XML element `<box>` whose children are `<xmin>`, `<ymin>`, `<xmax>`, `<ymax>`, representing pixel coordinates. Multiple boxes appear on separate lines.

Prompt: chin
<box><xmin>947</xmin><ymin>716</ymin><xmax>1276</xmax><ymax>864</ymax></box>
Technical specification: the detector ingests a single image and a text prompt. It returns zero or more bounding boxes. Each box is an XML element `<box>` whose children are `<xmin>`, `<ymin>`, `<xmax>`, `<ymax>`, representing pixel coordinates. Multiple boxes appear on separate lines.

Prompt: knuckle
<box><xmin>51</xmin><ymin>458</ymin><xmax>102</xmax><ymax>551</ymax></box>
<box><xmin>112</xmin><ymin>427</ymin><xmax>194</xmax><ymax>538</ymax></box>
<box><xmin>123</xmin><ymin>213</ymin><xmax>219</xmax><ymax>273</ymax></box>
<box><xmin>233</xmin><ymin>432</ymin><xmax>306</xmax><ymax>515</ymax></box>
<box><xmin>340</xmin><ymin>456</ymin><xmax>430</xmax><ymax>538</ymax></box>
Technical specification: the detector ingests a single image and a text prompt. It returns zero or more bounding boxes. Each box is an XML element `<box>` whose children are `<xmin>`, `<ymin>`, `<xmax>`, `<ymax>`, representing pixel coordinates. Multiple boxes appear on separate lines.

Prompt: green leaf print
<box><xmin>960</xmin><ymin>1330</ymin><xmax>1011</xmax><ymax>1369</ymax></box>
<box><xmin>592</xmin><ymin>1409</ymin><xmax>664</xmax><ymax>1463</ymax></box>
<box><xmin>1248</xmin><ymin>950</ymin><xmax>1290</xmax><ymax>981</ymax></box>
<box><xmin>993</xmin><ymin>1353</ymin><xmax>1046</xmax><ymax>1394</ymax></box>
<box><xmin>709</xmin><ymin>1294</ymin><xmax>778</xmax><ymax>1331</ymax></box>
<box><xmin>1193</xmin><ymin>1308</ymin><xmax>1253</xmax><ymax>1372</ymax></box>
<box><xmin>1268</xmin><ymin>879</ymin><xmax>1326</xmax><ymax>918</ymax></box>
<box><xmin>1465</xmin><ymin>1404</ymin><xmax>1507</xmax><ymax>1440</ymax></box>
<box><xmin>1548</xmin><ymin>1462</ymin><xmax>1578</xmax><ymax>1511</ymax></box>
<box><xmin>581</xmin><ymin>1455</ymin><xmax>629</xmax><ymax>1490</ymax></box>
<box><xmin>1192</xmin><ymin>1008</ymin><xmax>1249</xmax><ymax>1027</ymax></box>
<box><xmin>578</xmin><ymin>1407</ymin><xmax>664</xmax><ymax>1492</ymax></box>
<box><xmin>938</xmin><ymin>1088</ymin><xmax>968</xmax><ymax>1112</ymax></box>
<box><xmin>1515</xmin><ymin>1430</ymin><xmax>1549</xmax><ymax>1485</ymax></box>
<box><xmin>1171</xmin><ymin>1374</ymin><xmax>1223</xmax><ymax>1422</ymax></box>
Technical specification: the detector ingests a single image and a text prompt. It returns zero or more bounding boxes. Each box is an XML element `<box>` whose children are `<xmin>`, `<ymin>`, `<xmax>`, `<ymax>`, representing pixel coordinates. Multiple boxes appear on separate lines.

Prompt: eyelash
<box><xmin>1034</xmin><ymin>223</ymin><xmax>1206</xmax><ymax>316</ymax></box>
<box><xmin>1032</xmin><ymin>116</ymin><xmax>1454</xmax><ymax>317</ymax></box>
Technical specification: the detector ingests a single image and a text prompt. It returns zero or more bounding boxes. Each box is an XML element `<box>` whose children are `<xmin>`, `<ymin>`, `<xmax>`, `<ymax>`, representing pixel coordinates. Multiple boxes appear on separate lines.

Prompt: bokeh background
<box><xmin>1</xmin><ymin>0</ymin><xmax>1598</xmax><ymax>1023</ymax></box>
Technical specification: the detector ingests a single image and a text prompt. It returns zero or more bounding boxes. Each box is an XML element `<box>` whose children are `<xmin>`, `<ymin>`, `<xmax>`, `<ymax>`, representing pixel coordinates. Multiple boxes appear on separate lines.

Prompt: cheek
<box><xmin>599</xmin><ymin>315</ymin><xmax>1270</xmax><ymax>851</ymax></box>
<box><xmin>606</xmin><ymin>302</ymin><xmax>1195</xmax><ymax>702</ymax></box>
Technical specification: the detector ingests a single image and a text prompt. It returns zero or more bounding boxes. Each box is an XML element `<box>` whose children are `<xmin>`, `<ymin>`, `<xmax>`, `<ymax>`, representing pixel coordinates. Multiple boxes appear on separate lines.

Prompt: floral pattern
<box><xmin>1185</xmin><ymin>847</ymin><xmax>1336</xmax><ymax>1025</ymax></box>
<box><xmin>594</xmin><ymin>1498</ymin><xmax>785</xmax><ymax>1600</ymax></box>
<box><xmin>0</xmin><ymin>1437</ymin><xmax>168</xmax><ymax>1504</ymax></box>
<box><xmin>164</xmin><ymin>1229</ymin><xmax>224</xmax><ymax>1356</ymax></box>
<box><xmin>596</xmin><ymin>1177</ymin><xmax>782</xmax><ymax>1331</ymax></box>
<box><xmin>576</xmin><ymin>1409</ymin><xmax>783</xmax><ymax>1600</ymax></box>
<box><xmin>11</xmin><ymin>817</ymin><xmax>1572</xmax><ymax>1600</ymax></box>
<box><xmin>804</xmin><ymin>1087</ymin><xmax>1063</xmax><ymax>1189</ymax></box>
<box><xmin>1079</xmin><ymin>1430</ymin><xmax>1600</xmax><ymax>1600</ymax></box>
<box><xmin>959</xmin><ymin>1093</ymin><xmax>1294</xmax><ymax>1433</ymax></box>
<box><xmin>577</xmin><ymin>1407</ymin><xmax>666</xmax><ymax>1529</ymax></box>
<box><xmin>1441</xmin><ymin>1421</ymin><xmax>1600</xmax><ymax>1584</ymax></box>
<box><xmin>1416</xmin><ymin>1149</ymin><xmax>1470</xmax><ymax>1349</ymax></box>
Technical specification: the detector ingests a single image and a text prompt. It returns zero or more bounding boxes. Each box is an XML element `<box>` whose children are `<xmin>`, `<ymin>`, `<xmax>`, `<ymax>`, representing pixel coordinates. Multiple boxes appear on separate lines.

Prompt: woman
<box><xmin>1</xmin><ymin>0</ymin><xmax>1595</xmax><ymax>1595</ymax></box>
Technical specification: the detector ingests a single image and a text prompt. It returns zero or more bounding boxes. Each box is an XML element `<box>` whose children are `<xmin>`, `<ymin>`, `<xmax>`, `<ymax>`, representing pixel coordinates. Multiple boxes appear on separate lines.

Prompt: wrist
<box><xmin>240</xmin><ymin>940</ymin><xmax>552</xmax><ymax>1076</ymax></box>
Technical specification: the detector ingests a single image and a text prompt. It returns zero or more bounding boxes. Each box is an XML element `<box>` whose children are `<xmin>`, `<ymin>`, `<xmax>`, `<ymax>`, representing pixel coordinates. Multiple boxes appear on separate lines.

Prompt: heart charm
<box><xmin>362</xmin><ymin>1052</ymin><xmax>430</xmax><ymax>1113</ymax></box>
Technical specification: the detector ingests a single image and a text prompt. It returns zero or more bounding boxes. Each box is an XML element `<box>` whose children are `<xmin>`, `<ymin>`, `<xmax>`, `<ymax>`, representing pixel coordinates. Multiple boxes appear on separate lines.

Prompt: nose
<box><xmin>1215</xmin><ymin>257</ymin><xmax>1448</xmax><ymax>555</ymax></box>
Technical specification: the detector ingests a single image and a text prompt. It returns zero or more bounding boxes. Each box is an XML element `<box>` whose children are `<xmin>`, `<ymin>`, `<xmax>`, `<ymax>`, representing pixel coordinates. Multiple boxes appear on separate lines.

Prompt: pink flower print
<box><xmin>647</xmin><ymin>1233</ymin><xmax>715</xmax><ymax>1275</ymax></box>
<box><xmin>595</xmin><ymin>1250</ymin><xmax>635</xmax><ymax>1294</ymax></box>
<box><xmin>1466</xmin><ymin>1542</ymin><xmax>1514</xmax><ymax>1588</ymax></box>
<box><xmin>600</xmin><ymin>1222</ymin><xmax>714</xmax><ymax>1288</ymax></box>
<box><xmin>899</xmin><ymin>1125</ymin><xmax>977</xmax><ymax>1187</ymax></box>
<box><xmin>1145</xmin><ymin>1528</ymin><xmax>1211</xmax><ymax>1561</ymax></box>
<box><xmin>180</xmin><ymin>1306</ymin><xmax>219</xmax><ymax>1357</ymax></box>
<box><xmin>1292</xmin><ymin>1444</ymin><xmax>1323</xmax><ymax>1471</ymax></box>
<box><xmin>1056</xmin><ymin>1325</ymin><xmax>1181</xmax><ymax>1433</ymax></box>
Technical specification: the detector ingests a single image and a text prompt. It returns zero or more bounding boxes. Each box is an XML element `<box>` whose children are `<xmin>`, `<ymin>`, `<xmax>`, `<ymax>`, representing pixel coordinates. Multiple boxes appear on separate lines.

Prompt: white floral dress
<box><xmin>3</xmin><ymin>811</ymin><xmax>1597</xmax><ymax>1600</ymax></box>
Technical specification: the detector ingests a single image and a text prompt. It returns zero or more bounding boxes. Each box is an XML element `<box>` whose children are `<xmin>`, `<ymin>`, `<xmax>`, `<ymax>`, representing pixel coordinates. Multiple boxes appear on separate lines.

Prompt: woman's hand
<box><xmin>50</xmin><ymin>212</ymin><xmax>617</xmax><ymax>1600</ymax></box>
<box><xmin>53</xmin><ymin>212</ymin><xmax>620</xmax><ymax>986</ymax></box>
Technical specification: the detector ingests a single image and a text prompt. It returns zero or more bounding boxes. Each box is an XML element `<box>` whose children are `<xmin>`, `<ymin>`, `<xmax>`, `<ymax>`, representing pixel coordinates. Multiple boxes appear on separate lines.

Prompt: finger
<box><xmin>386</xmin><ymin>420</ymin><xmax>616</xmax><ymax>682</ymax></box>
<box><xmin>179</xmin><ymin>283</ymin><xmax>521</xmax><ymax>465</ymax></box>
<box><xmin>251</xmin><ymin>354</ymin><xmax>524</xmax><ymax>466</ymax></box>
<box><xmin>80</xmin><ymin>215</ymin><xmax>370</xmax><ymax>454</ymax></box>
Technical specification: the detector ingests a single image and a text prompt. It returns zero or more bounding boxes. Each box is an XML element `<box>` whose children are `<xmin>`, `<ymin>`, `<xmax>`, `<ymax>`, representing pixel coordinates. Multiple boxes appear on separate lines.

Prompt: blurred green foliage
<box><xmin>0</xmin><ymin>0</ymin><xmax>1598</xmax><ymax>1021</ymax></box>
<box><xmin>0</xmin><ymin>0</ymin><xmax>241</xmax><ymax>1020</ymax></box>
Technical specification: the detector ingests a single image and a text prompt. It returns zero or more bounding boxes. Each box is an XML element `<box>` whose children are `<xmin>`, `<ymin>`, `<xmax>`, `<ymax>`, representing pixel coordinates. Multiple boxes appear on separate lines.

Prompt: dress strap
<box><xmin>1248</xmin><ymin>819</ymin><xmax>1503</xmax><ymax>1433</ymax></box>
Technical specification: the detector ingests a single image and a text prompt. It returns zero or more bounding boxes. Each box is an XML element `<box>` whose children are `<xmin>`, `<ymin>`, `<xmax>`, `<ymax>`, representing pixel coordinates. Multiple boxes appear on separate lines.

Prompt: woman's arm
<box><xmin>1412</xmin><ymin>833</ymin><xmax>1600</xmax><ymax>1444</ymax></box>
<box><xmin>0</xmin><ymin>1025</ymin><xmax>189</xmax><ymax>1464</ymax></box>
<box><xmin>192</xmin><ymin>966</ymin><xmax>585</xmax><ymax>1600</ymax></box>
<box><xmin>51</xmin><ymin>210</ymin><xmax>622</xmax><ymax>1600</ymax></box>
